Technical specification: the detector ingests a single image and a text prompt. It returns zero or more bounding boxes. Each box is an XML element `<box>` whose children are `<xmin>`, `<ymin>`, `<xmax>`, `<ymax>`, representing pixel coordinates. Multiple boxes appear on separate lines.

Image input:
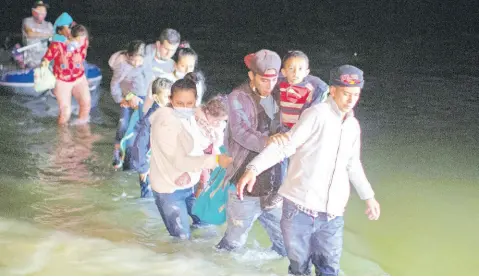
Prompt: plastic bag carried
<box><xmin>33</xmin><ymin>66</ymin><xmax>56</xmax><ymax>93</ymax></box>
<box><xmin>192</xmin><ymin>146</ymin><xmax>235</xmax><ymax>225</ymax></box>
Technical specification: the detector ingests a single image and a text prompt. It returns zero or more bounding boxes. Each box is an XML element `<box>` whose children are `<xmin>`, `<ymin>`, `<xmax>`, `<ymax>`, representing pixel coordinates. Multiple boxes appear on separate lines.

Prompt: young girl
<box><xmin>131</xmin><ymin>77</ymin><xmax>173</xmax><ymax>198</ymax></box>
<box><xmin>149</xmin><ymin>78</ymin><xmax>231</xmax><ymax>239</ymax></box>
<box><xmin>67</xmin><ymin>24</ymin><xmax>88</xmax><ymax>53</ymax></box>
<box><xmin>109</xmin><ymin>40</ymin><xmax>150</xmax><ymax>169</ymax></box>
<box><xmin>41</xmin><ymin>14</ymin><xmax>91</xmax><ymax>125</ymax></box>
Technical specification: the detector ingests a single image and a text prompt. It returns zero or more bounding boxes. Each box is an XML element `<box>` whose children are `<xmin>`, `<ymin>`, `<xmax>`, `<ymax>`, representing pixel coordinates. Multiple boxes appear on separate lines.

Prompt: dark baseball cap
<box><xmin>330</xmin><ymin>65</ymin><xmax>364</xmax><ymax>88</ymax></box>
<box><xmin>32</xmin><ymin>1</ymin><xmax>50</xmax><ymax>9</ymax></box>
<box><xmin>244</xmin><ymin>49</ymin><xmax>281</xmax><ymax>78</ymax></box>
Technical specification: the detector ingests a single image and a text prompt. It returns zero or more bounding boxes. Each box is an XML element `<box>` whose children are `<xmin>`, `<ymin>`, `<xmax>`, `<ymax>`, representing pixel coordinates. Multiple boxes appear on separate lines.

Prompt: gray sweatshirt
<box><xmin>109</xmin><ymin>52</ymin><xmax>150</xmax><ymax>103</ymax></box>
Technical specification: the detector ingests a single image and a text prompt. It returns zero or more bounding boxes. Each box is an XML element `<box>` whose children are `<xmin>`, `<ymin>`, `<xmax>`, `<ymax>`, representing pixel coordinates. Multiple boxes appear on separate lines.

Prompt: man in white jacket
<box><xmin>236</xmin><ymin>65</ymin><xmax>381</xmax><ymax>276</ymax></box>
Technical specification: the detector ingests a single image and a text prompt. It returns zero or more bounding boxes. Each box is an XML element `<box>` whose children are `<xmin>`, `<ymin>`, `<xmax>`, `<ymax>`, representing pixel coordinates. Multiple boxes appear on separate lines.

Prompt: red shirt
<box><xmin>43</xmin><ymin>39</ymin><xmax>89</xmax><ymax>82</ymax></box>
<box><xmin>279</xmin><ymin>81</ymin><xmax>313</xmax><ymax>129</ymax></box>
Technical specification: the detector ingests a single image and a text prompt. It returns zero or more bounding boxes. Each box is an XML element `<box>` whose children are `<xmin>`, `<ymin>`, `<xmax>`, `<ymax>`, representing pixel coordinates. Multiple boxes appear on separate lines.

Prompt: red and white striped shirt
<box><xmin>279</xmin><ymin>81</ymin><xmax>314</xmax><ymax>129</ymax></box>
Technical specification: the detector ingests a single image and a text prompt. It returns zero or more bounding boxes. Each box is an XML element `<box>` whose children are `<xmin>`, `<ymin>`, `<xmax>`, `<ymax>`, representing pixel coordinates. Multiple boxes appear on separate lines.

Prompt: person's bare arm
<box><xmin>24</xmin><ymin>25</ymin><xmax>51</xmax><ymax>39</ymax></box>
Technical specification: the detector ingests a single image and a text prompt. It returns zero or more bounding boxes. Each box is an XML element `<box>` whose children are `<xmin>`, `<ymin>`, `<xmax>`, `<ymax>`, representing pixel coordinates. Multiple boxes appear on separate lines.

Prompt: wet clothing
<box><xmin>22</xmin><ymin>17</ymin><xmax>53</xmax><ymax>67</ymax></box>
<box><xmin>153</xmin><ymin>188</ymin><xmax>201</xmax><ymax>239</ymax></box>
<box><xmin>114</xmin><ymin>96</ymin><xmax>145</xmax><ymax>144</ymax></box>
<box><xmin>216</xmin><ymin>190</ymin><xmax>287</xmax><ymax>256</ymax></box>
<box><xmin>281</xmin><ymin>198</ymin><xmax>344</xmax><ymax>276</ymax></box>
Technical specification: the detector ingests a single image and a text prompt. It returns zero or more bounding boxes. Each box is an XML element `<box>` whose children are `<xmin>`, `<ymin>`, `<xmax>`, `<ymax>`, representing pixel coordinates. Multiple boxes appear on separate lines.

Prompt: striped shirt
<box><xmin>279</xmin><ymin>81</ymin><xmax>314</xmax><ymax>129</ymax></box>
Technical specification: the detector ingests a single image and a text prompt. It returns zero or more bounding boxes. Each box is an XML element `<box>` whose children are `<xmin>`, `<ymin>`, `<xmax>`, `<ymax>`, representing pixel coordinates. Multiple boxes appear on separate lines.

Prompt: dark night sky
<box><xmin>3</xmin><ymin>0</ymin><xmax>478</xmax><ymax>36</ymax></box>
<box><xmin>2</xmin><ymin>0</ymin><xmax>479</xmax><ymax>76</ymax></box>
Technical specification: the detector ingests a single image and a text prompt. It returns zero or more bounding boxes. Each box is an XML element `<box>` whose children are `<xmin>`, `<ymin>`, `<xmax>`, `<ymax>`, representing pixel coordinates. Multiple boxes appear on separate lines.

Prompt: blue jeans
<box><xmin>139</xmin><ymin>174</ymin><xmax>152</xmax><ymax>198</ymax></box>
<box><xmin>281</xmin><ymin>198</ymin><xmax>344</xmax><ymax>276</ymax></box>
<box><xmin>115</xmin><ymin>106</ymin><xmax>134</xmax><ymax>144</ymax></box>
<box><xmin>216</xmin><ymin>190</ymin><xmax>287</xmax><ymax>256</ymax></box>
<box><xmin>115</xmin><ymin>97</ymin><xmax>145</xmax><ymax>144</ymax></box>
<box><xmin>153</xmin><ymin>188</ymin><xmax>201</xmax><ymax>239</ymax></box>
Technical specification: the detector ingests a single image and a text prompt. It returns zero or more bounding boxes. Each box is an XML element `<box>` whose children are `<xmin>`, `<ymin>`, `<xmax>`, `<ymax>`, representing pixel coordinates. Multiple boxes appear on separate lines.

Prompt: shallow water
<box><xmin>0</xmin><ymin>20</ymin><xmax>478</xmax><ymax>275</ymax></box>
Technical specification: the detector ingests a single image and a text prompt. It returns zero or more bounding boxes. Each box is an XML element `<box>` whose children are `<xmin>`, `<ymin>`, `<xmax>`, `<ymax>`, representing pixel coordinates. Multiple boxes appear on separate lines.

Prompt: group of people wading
<box><xmin>109</xmin><ymin>27</ymin><xmax>381</xmax><ymax>275</ymax></box>
<box><xmin>21</xmin><ymin>1</ymin><xmax>382</xmax><ymax>275</ymax></box>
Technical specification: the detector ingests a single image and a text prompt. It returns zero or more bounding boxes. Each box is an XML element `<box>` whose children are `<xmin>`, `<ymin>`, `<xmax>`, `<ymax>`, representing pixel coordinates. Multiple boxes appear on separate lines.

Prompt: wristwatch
<box><xmin>245</xmin><ymin>164</ymin><xmax>259</xmax><ymax>175</ymax></box>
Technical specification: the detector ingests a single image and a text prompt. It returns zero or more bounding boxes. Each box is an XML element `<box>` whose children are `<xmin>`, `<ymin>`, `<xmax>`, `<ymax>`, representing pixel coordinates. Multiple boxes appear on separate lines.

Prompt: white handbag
<box><xmin>33</xmin><ymin>66</ymin><xmax>56</xmax><ymax>93</ymax></box>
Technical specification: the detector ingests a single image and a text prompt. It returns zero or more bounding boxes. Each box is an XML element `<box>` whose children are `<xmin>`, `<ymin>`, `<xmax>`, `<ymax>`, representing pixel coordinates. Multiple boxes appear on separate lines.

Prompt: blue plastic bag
<box><xmin>192</xmin><ymin>146</ymin><xmax>234</xmax><ymax>225</ymax></box>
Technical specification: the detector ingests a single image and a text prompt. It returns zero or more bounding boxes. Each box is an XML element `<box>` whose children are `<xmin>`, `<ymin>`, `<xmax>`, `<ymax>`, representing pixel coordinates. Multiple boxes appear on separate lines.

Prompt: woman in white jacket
<box><xmin>149</xmin><ymin>78</ymin><xmax>231</xmax><ymax>239</ymax></box>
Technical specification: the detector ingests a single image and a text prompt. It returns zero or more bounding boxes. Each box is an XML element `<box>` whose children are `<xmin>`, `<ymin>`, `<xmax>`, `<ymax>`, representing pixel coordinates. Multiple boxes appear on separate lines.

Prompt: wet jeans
<box><xmin>114</xmin><ymin>96</ymin><xmax>145</xmax><ymax>144</ymax></box>
<box><xmin>216</xmin><ymin>190</ymin><xmax>287</xmax><ymax>256</ymax></box>
<box><xmin>115</xmin><ymin>106</ymin><xmax>134</xmax><ymax>144</ymax></box>
<box><xmin>281</xmin><ymin>198</ymin><xmax>344</xmax><ymax>276</ymax></box>
<box><xmin>153</xmin><ymin>188</ymin><xmax>201</xmax><ymax>239</ymax></box>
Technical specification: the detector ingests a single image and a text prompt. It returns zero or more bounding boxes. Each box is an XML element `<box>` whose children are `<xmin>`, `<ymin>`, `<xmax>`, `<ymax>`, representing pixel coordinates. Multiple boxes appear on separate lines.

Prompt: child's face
<box><xmin>176</xmin><ymin>55</ymin><xmax>196</xmax><ymax>74</ymax></box>
<box><xmin>127</xmin><ymin>55</ymin><xmax>144</xmax><ymax>68</ymax></box>
<box><xmin>75</xmin><ymin>35</ymin><xmax>87</xmax><ymax>46</ymax></box>
<box><xmin>169</xmin><ymin>89</ymin><xmax>196</xmax><ymax>108</ymax></box>
<box><xmin>206</xmin><ymin>112</ymin><xmax>227</xmax><ymax>128</ymax></box>
<box><xmin>281</xmin><ymin>57</ymin><xmax>310</xmax><ymax>85</ymax></box>
<box><xmin>153</xmin><ymin>88</ymin><xmax>170</xmax><ymax>107</ymax></box>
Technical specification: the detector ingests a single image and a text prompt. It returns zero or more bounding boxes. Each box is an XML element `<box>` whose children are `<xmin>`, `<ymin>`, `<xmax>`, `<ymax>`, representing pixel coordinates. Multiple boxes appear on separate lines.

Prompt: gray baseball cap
<box><xmin>244</xmin><ymin>49</ymin><xmax>281</xmax><ymax>77</ymax></box>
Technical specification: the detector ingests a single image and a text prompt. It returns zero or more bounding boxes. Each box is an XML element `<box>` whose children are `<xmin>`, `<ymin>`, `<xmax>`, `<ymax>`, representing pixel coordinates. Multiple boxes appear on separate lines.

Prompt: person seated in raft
<box><xmin>21</xmin><ymin>0</ymin><xmax>54</xmax><ymax>68</ymax></box>
<box><xmin>148</xmin><ymin>78</ymin><xmax>232</xmax><ymax>239</ymax></box>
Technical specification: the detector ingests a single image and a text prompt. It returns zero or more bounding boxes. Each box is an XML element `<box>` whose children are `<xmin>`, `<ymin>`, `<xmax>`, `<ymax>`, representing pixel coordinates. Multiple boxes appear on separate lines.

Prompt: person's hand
<box><xmin>174</xmin><ymin>172</ymin><xmax>191</xmax><ymax>187</ymax></box>
<box><xmin>139</xmin><ymin>171</ymin><xmax>149</xmax><ymax>183</ymax></box>
<box><xmin>217</xmin><ymin>154</ymin><xmax>232</xmax><ymax>168</ymax></box>
<box><xmin>199</xmin><ymin>169</ymin><xmax>210</xmax><ymax>185</ymax></box>
<box><xmin>119</xmin><ymin>99</ymin><xmax>130</xmax><ymax>108</ymax></box>
<box><xmin>267</xmin><ymin>133</ymin><xmax>290</xmax><ymax>146</ymax></box>
<box><xmin>127</xmin><ymin>95</ymin><xmax>142</xmax><ymax>109</ymax></box>
<box><xmin>236</xmin><ymin>168</ymin><xmax>257</xmax><ymax>200</ymax></box>
<box><xmin>365</xmin><ymin>198</ymin><xmax>380</xmax><ymax>220</ymax></box>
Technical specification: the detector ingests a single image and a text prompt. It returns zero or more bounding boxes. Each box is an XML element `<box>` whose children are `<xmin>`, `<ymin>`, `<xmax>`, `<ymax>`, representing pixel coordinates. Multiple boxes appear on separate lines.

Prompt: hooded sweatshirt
<box><xmin>109</xmin><ymin>51</ymin><xmax>150</xmax><ymax>103</ymax></box>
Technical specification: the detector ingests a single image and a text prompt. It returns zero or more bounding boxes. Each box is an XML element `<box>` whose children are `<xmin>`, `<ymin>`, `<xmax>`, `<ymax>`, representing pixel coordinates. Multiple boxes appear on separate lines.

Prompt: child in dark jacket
<box><xmin>131</xmin><ymin>77</ymin><xmax>173</xmax><ymax>198</ymax></box>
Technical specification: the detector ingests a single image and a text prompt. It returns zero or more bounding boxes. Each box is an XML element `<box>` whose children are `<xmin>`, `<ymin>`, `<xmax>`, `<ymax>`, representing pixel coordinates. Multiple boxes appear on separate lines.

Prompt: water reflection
<box><xmin>51</xmin><ymin>124</ymin><xmax>102</xmax><ymax>183</ymax></box>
